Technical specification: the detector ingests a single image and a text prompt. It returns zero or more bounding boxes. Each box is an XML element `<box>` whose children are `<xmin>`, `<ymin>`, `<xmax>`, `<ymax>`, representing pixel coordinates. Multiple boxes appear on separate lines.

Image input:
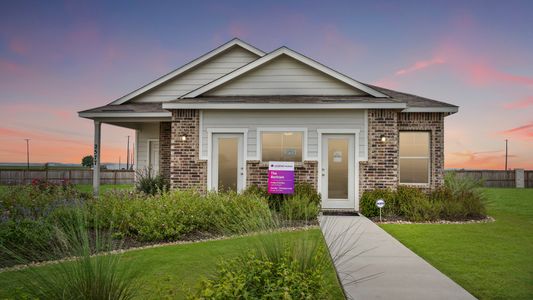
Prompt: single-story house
<box><xmin>79</xmin><ymin>38</ymin><xmax>458</xmax><ymax>211</ymax></box>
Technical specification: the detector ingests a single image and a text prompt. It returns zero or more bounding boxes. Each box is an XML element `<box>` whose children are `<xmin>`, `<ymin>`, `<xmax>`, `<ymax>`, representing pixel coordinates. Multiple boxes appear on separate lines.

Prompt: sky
<box><xmin>0</xmin><ymin>0</ymin><xmax>531</xmax><ymax>169</ymax></box>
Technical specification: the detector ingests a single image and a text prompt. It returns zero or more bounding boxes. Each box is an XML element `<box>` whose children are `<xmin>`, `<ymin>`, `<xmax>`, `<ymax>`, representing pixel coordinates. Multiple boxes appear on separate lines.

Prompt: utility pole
<box><xmin>126</xmin><ymin>135</ymin><xmax>130</xmax><ymax>170</ymax></box>
<box><xmin>119</xmin><ymin>156</ymin><xmax>121</xmax><ymax>170</ymax></box>
<box><xmin>505</xmin><ymin>139</ymin><xmax>508</xmax><ymax>171</ymax></box>
<box><xmin>24</xmin><ymin>139</ymin><xmax>30</xmax><ymax>170</ymax></box>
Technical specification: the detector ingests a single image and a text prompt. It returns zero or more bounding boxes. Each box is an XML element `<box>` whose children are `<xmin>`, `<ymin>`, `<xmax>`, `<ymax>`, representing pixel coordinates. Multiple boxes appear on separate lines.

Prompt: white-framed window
<box><xmin>399</xmin><ymin>131</ymin><xmax>430</xmax><ymax>184</ymax></box>
<box><xmin>261</xmin><ymin>131</ymin><xmax>303</xmax><ymax>162</ymax></box>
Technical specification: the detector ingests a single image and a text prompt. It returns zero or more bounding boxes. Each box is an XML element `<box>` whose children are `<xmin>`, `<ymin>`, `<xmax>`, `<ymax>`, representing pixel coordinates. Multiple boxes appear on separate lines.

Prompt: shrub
<box><xmin>360</xmin><ymin>179</ymin><xmax>487</xmax><ymax>222</ymax></box>
<box><xmin>0</xmin><ymin>184</ymin><xmax>87</xmax><ymax>222</ymax></box>
<box><xmin>359</xmin><ymin>189</ymin><xmax>395</xmax><ymax>217</ymax></box>
<box><xmin>3</xmin><ymin>209</ymin><xmax>140</xmax><ymax>300</ymax></box>
<box><xmin>279</xmin><ymin>193</ymin><xmax>320</xmax><ymax>221</ymax></box>
<box><xmin>0</xmin><ymin>219</ymin><xmax>56</xmax><ymax>266</ymax></box>
<box><xmin>243</xmin><ymin>182</ymin><xmax>321</xmax><ymax>221</ymax></box>
<box><xmin>192</xmin><ymin>251</ymin><xmax>327</xmax><ymax>299</ymax></box>
<box><xmin>135</xmin><ymin>168</ymin><xmax>169</xmax><ymax>195</ymax></box>
<box><xmin>400</xmin><ymin>193</ymin><xmax>440</xmax><ymax>222</ymax></box>
<box><xmin>89</xmin><ymin>189</ymin><xmax>273</xmax><ymax>242</ymax></box>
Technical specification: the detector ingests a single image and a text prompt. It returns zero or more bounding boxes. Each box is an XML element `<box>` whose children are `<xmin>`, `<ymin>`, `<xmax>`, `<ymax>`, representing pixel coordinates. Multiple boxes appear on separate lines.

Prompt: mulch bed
<box><xmin>371</xmin><ymin>215</ymin><xmax>495</xmax><ymax>224</ymax></box>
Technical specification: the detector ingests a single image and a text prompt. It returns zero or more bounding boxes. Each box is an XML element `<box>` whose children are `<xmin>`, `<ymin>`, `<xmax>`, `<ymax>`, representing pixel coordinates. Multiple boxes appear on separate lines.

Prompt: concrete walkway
<box><xmin>320</xmin><ymin>215</ymin><xmax>476</xmax><ymax>300</ymax></box>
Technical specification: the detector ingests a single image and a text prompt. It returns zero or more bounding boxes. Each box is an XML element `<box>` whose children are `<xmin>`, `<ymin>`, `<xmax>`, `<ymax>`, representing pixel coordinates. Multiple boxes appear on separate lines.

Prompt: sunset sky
<box><xmin>0</xmin><ymin>0</ymin><xmax>531</xmax><ymax>169</ymax></box>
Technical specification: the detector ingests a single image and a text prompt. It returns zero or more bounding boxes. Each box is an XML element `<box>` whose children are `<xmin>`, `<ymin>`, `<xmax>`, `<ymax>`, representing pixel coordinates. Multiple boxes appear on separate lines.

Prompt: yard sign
<box><xmin>268</xmin><ymin>161</ymin><xmax>295</xmax><ymax>194</ymax></box>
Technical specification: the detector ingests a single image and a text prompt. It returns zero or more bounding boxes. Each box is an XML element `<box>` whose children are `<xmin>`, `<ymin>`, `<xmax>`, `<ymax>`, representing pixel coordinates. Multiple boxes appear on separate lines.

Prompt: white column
<box><xmin>93</xmin><ymin>121</ymin><xmax>101</xmax><ymax>196</ymax></box>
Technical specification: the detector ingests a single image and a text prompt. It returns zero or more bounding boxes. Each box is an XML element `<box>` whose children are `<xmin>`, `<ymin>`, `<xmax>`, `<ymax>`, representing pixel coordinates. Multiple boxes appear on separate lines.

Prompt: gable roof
<box><xmin>180</xmin><ymin>47</ymin><xmax>389</xmax><ymax>98</ymax></box>
<box><xmin>109</xmin><ymin>38</ymin><xmax>265</xmax><ymax>105</ymax></box>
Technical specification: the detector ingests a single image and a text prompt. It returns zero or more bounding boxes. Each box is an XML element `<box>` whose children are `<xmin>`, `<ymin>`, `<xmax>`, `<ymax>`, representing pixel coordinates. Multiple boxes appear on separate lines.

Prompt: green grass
<box><xmin>0</xmin><ymin>184</ymin><xmax>133</xmax><ymax>194</ymax></box>
<box><xmin>380</xmin><ymin>188</ymin><xmax>533</xmax><ymax>299</ymax></box>
<box><xmin>0</xmin><ymin>229</ymin><xmax>344</xmax><ymax>299</ymax></box>
<box><xmin>74</xmin><ymin>184</ymin><xmax>134</xmax><ymax>194</ymax></box>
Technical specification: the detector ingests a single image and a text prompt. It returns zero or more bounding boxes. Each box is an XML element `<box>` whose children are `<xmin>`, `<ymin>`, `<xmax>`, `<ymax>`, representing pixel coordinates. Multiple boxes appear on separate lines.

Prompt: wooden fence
<box><xmin>0</xmin><ymin>169</ymin><xmax>134</xmax><ymax>185</ymax></box>
<box><xmin>447</xmin><ymin>169</ymin><xmax>532</xmax><ymax>188</ymax></box>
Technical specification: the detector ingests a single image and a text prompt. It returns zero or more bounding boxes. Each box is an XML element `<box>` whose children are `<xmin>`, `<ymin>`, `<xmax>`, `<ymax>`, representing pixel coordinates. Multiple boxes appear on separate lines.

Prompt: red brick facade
<box><xmin>359</xmin><ymin>110</ymin><xmax>445</xmax><ymax>193</ymax></box>
<box><xmin>359</xmin><ymin>110</ymin><xmax>399</xmax><ymax>192</ymax></box>
<box><xmin>159</xmin><ymin>122</ymin><xmax>171</xmax><ymax>181</ymax></box>
<box><xmin>169</xmin><ymin>110</ymin><xmax>207</xmax><ymax>191</ymax></box>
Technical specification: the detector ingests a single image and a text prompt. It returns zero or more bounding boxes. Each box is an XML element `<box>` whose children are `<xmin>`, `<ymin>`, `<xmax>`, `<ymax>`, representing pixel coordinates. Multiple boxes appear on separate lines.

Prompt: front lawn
<box><xmin>75</xmin><ymin>183</ymin><xmax>133</xmax><ymax>194</ymax></box>
<box><xmin>0</xmin><ymin>229</ymin><xmax>344</xmax><ymax>299</ymax></box>
<box><xmin>380</xmin><ymin>188</ymin><xmax>533</xmax><ymax>299</ymax></box>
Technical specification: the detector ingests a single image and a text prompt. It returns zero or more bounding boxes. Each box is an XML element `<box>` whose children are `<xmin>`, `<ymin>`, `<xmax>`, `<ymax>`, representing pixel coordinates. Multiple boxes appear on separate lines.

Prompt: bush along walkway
<box><xmin>320</xmin><ymin>215</ymin><xmax>476</xmax><ymax>300</ymax></box>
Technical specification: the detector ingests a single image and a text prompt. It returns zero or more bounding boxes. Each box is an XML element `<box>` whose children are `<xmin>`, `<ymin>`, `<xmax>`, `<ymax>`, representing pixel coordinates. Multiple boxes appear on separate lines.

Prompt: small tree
<box><xmin>81</xmin><ymin>155</ymin><xmax>94</xmax><ymax>168</ymax></box>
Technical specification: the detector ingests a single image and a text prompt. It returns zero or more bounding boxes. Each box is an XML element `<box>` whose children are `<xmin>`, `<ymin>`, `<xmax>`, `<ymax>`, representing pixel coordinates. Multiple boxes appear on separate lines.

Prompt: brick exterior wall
<box><xmin>247</xmin><ymin>161</ymin><xmax>317</xmax><ymax>189</ymax></box>
<box><xmin>359</xmin><ymin>110</ymin><xmax>445</xmax><ymax>194</ymax></box>
<box><xmin>360</xmin><ymin>110</ymin><xmax>399</xmax><ymax>192</ymax></box>
<box><xmin>159</xmin><ymin>122</ymin><xmax>171</xmax><ymax>181</ymax></box>
<box><xmin>169</xmin><ymin>110</ymin><xmax>207</xmax><ymax>191</ymax></box>
<box><xmin>163</xmin><ymin>108</ymin><xmax>444</xmax><ymax>195</ymax></box>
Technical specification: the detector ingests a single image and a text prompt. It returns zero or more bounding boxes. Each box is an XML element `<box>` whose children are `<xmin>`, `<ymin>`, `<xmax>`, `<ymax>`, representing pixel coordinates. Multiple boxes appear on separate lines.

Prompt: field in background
<box><xmin>0</xmin><ymin>169</ymin><xmax>134</xmax><ymax>185</ymax></box>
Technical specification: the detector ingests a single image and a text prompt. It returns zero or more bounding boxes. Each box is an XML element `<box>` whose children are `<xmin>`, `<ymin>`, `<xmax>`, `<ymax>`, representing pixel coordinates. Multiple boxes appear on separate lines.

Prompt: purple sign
<box><xmin>268</xmin><ymin>162</ymin><xmax>295</xmax><ymax>194</ymax></box>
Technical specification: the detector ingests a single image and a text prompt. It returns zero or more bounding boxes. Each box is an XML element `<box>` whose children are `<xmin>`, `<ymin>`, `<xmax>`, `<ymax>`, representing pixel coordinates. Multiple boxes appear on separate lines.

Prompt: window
<box><xmin>261</xmin><ymin>131</ymin><xmax>303</xmax><ymax>162</ymax></box>
<box><xmin>399</xmin><ymin>131</ymin><xmax>430</xmax><ymax>184</ymax></box>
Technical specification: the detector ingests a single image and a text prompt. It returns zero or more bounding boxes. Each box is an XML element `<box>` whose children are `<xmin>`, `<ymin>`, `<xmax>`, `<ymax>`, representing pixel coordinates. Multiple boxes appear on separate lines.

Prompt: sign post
<box><xmin>376</xmin><ymin>198</ymin><xmax>385</xmax><ymax>222</ymax></box>
<box><xmin>268</xmin><ymin>162</ymin><xmax>295</xmax><ymax>194</ymax></box>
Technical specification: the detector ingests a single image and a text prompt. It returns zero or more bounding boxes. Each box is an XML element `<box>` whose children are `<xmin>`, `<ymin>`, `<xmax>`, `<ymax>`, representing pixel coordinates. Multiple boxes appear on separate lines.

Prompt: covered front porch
<box><xmin>78</xmin><ymin>103</ymin><xmax>171</xmax><ymax>195</ymax></box>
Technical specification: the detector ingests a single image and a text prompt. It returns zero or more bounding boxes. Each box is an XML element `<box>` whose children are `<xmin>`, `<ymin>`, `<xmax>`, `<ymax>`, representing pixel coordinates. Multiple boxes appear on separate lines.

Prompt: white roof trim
<box><xmin>79</xmin><ymin>112</ymin><xmax>172</xmax><ymax>118</ymax></box>
<box><xmin>162</xmin><ymin>102</ymin><xmax>405</xmax><ymax>110</ymax></box>
<box><xmin>402</xmin><ymin>107</ymin><xmax>458</xmax><ymax>113</ymax></box>
<box><xmin>109</xmin><ymin>38</ymin><xmax>265</xmax><ymax>105</ymax></box>
<box><xmin>181</xmin><ymin>47</ymin><xmax>389</xmax><ymax>99</ymax></box>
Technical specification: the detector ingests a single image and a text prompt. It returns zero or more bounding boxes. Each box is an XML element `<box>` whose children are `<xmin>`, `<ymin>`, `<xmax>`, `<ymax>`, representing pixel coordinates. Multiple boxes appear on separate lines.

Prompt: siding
<box><xmin>132</xmin><ymin>46</ymin><xmax>259</xmax><ymax>102</ymax></box>
<box><xmin>201</xmin><ymin>110</ymin><xmax>367</xmax><ymax>160</ymax></box>
<box><xmin>136</xmin><ymin>123</ymin><xmax>160</xmax><ymax>170</ymax></box>
<box><xmin>206</xmin><ymin>55</ymin><xmax>366</xmax><ymax>96</ymax></box>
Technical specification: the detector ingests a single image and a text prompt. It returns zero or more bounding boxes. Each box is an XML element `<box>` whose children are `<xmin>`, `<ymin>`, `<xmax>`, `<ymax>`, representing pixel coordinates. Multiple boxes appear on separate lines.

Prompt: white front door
<box><xmin>148</xmin><ymin>140</ymin><xmax>160</xmax><ymax>174</ymax></box>
<box><xmin>321</xmin><ymin>134</ymin><xmax>355</xmax><ymax>209</ymax></box>
<box><xmin>212</xmin><ymin>133</ymin><xmax>244</xmax><ymax>192</ymax></box>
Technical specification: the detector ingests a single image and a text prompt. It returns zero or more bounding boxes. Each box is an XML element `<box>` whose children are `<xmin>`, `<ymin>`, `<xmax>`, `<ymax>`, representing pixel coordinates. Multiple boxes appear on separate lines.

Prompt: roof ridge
<box><xmin>108</xmin><ymin>38</ymin><xmax>265</xmax><ymax>106</ymax></box>
<box><xmin>180</xmin><ymin>47</ymin><xmax>389</xmax><ymax>99</ymax></box>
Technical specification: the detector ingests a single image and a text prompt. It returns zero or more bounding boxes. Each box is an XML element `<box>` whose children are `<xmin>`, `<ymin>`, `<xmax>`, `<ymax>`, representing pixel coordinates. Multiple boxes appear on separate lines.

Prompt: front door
<box><xmin>212</xmin><ymin>133</ymin><xmax>244</xmax><ymax>192</ymax></box>
<box><xmin>321</xmin><ymin>134</ymin><xmax>355</xmax><ymax>209</ymax></box>
<box><xmin>148</xmin><ymin>140</ymin><xmax>160</xmax><ymax>174</ymax></box>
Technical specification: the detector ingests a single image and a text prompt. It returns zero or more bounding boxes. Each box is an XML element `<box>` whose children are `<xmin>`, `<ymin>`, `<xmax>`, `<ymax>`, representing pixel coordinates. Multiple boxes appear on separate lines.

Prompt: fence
<box><xmin>0</xmin><ymin>169</ymin><xmax>135</xmax><ymax>185</ymax></box>
<box><xmin>447</xmin><ymin>169</ymin><xmax>532</xmax><ymax>188</ymax></box>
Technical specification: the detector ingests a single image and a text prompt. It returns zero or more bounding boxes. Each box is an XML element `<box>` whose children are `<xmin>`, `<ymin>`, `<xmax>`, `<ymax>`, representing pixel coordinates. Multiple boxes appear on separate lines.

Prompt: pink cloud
<box><xmin>8</xmin><ymin>38</ymin><xmax>30</xmax><ymax>55</ymax></box>
<box><xmin>446</xmin><ymin>150</ymin><xmax>516</xmax><ymax>170</ymax></box>
<box><xmin>503</xmin><ymin>96</ymin><xmax>533</xmax><ymax>109</ymax></box>
<box><xmin>499</xmin><ymin>122</ymin><xmax>533</xmax><ymax>139</ymax></box>
<box><xmin>372</xmin><ymin>77</ymin><xmax>399</xmax><ymax>89</ymax></box>
<box><xmin>466</xmin><ymin>63</ymin><xmax>533</xmax><ymax>86</ymax></box>
<box><xmin>395</xmin><ymin>57</ymin><xmax>445</xmax><ymax>76</ymax></box>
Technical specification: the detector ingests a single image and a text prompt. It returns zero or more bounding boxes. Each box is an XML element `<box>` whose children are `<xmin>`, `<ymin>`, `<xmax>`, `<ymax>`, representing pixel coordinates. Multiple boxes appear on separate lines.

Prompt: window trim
<box><xmin>257</xmin><ymin>128</ymin><xmax>307</xmax><ymax>162</ymax></box>
<box><xmin>398</xmin><ymin>131</ymin><xmax>431</xmax><ymax>186</ymax></box>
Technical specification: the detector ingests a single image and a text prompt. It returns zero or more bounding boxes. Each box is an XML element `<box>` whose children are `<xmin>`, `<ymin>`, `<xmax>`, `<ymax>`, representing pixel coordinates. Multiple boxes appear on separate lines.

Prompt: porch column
<box><xmin>93</xmin><ymin>120</ymin><xmax>101</xmax><ymax>196</ymax></box>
